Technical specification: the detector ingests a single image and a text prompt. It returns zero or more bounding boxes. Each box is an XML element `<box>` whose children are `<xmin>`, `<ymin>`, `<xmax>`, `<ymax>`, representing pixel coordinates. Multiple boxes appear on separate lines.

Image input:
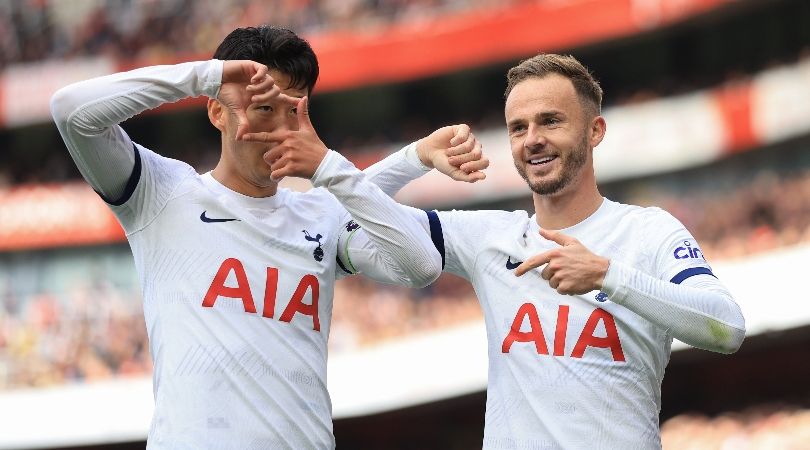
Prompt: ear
<box><xmin>589</xmin><ymin>115</ymin><xmax>606</xmax><ymax>148</ymax></box>
<box><xmin>207</xmin><ymin>98</ymin><xmax>226</xmax><ymax>132</ymax></box>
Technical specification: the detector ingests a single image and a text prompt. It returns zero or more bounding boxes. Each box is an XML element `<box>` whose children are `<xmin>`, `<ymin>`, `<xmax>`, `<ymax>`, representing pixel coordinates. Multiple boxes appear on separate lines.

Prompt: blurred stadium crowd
<box><xmin>661</xmin><ymin>406</ymin><xmax>810</xmax><ymax>449</ymax></box>
<box><xmin>2</xmin><ymin>165</ymin><xmax>809</xmax><ymax>389</ymax></box>
<box><xmin>2</xmin><ymin>0</ymin><xmax>810</xmax><ymax>391</ymax></box>
<box><xmin>0</xmin><ymin>0</ymin><xmax>512</xmax><ymax>68</ymax></box>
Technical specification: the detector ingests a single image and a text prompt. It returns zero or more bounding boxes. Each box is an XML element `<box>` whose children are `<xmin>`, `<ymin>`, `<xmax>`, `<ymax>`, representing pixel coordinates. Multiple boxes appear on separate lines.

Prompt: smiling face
<box><xmin>505</xmin><ymin>74</ymin><xmax>603</xmax><ymax>197</ymax></box>
<box><xmin>209</xmin><ymin>70</ymin><xmax>306</xmax><ymax>196</ymax></box>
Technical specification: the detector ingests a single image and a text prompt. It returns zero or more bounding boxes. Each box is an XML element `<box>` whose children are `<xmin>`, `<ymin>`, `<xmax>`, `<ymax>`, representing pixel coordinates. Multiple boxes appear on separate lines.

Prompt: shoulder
<box><xmin>436</xmin><ymin>209</ymin><xmax>531</xmax><ymax>235</ymax></box>
<box><xmin>606</xmin><ymin>199</ymin><xmax>684</xmax><ymax>230</ymax></box>
<box><xmin>136</xmin><ymin>143</ymin><xmax>198</xmax><ymax>177</ymax></box>
<box><xmin>285</xmin><ymin>186</ymin><xmax>344</xmax><ymax>214</ymax></box>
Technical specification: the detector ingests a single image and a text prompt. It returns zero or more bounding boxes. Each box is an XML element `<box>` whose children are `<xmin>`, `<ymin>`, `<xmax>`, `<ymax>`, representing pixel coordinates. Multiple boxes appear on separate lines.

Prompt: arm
<box><xmin>247</xmin><ymin>98</ymin><xmax>442</xmax><ymax>288</ymax></box>
<box><xmin>516</xmin><ymin>228</ymin><xmax>745</xmax><ymax>354</ymax></box>
<box><xmin>312</xmin><ymin>152</ymin><xmax>440</xmax><ymax>288</ymax></box>
<box><xmin>50</xmin><ymin>60</ymin><xmax>284</xmax><ymax>201</ymax></box>
<box><xmin>363</xmin><ymin>125</ymin><xmax>488</xmax><ymax>197</ymax></box>
<box><xmin>50</xmin><ymin>61</ymin><xmax>223</xmax><ymax>201</ymax></box>
<box><xmin>602</xmin><ymin>262</ymin><xmax>744</xmax><ymax>354</ymax></box>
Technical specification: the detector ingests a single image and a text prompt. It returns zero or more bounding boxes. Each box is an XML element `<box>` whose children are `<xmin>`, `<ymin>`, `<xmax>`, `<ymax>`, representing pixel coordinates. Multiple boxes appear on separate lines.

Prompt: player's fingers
<box><xmin>450</xmin><ymin>124</ymin><xmax>471</xmax><ymax>146</ymax></box>
<box><xmin>247</xmin><ymin>72</ymin><xmax>275</xmax><ymax>93</ymax></box>
<box><xmin>455</xmin><ymin>170</ymin><xmax>486</xmax><ymax>183</ymax></box>
<box><xmin>448</xmin><ymin>145</ymin><xmax>483</xmax><ymax>167</ymax></box>
<box><xmin>513</xmin><ymin>251</ymin><xmax>552</xmax><ymax>277</ymax></box>
<box><xmin>541</xmin><ymin>264</ymin><xmax>554</xmax><ymax>281</ymax></box>
<box><xmin>539</xmin><ymin>228</ymin><xmax>578</xmax><ymax>246</ymax></box>
<box><xmin>249</xmin><ymin>64</ymin><xmax>270</xmax><ymax>84</ymax></box>
<box><xmin>279</xmin><ymin>93</ymin><xmax>302</xmax><ymax>108</ymax></box>
<box><xmin>296</xmin><ymin>96</ymin><xmax>312</xmax><ymax>130</ymax></box>
<box><xmin>263</xmin><ymin>145</ymin><xmax>287</xmax><ymax>165</ymax></box>
<box><xmin>459</xmin><ymin>156</ymin><xmax>490</xmax><ymax>174</ymax></box>
<box><xmin>241</xmin><ymin>130</ymin><xmax>287</xmax><ymax>143</ymax></box>
<box><xmin>249</xmin><ymin>85</ymin><xmax>283</xmax><ymax>103</ymax></box>
<box><xmin>445</xmin><ymin>136</ymin><xmax>477</xmax><ymax>158</ymax></box>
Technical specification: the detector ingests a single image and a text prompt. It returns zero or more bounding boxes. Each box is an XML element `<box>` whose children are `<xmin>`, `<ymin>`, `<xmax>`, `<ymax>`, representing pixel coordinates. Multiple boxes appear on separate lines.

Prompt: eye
<box><xmin>289</xmin><ymin>107</ymin><xmax>297</xmax><ymax>116</ymax></box>
<box><xmin>543</xmin><ymin>117</ymin><xmax>561</xmax><ymax>126</ymax></box>
<box><xmin>256</xmin><ymin>105</ymin><xmax>273</xmax><ymax>112</ymax></box>
<box><xmin>509</xmin><ymin>124</ymin><xmax>526</xmax><ymax>135</ymax></box>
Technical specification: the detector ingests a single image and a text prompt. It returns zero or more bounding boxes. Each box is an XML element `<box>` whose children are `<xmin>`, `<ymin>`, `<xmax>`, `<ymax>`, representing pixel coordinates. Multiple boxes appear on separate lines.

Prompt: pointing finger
<box><xmin>539</xmin><ymin>228</ymin><xmax>578</xmax><ymax>246</ymax></box>
<box><xmin>514</xmin><ymin>250</ymin><xmax>553</xmax><ymax>277</ymax></box>
<box><xmin>241</xmin><ymin>130</ymin><xmax>287</xmax><ymax>143</ymax></box>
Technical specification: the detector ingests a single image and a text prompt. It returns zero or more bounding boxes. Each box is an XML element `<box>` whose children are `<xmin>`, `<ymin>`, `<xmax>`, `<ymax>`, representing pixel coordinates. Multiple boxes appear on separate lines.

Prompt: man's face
<box><xmin>219</xmin><ymin>70</ymin><xmax>306</xmax><ymax>187</ymax></box>
<box><xmin>504</xmin><ymin>74</ymin><xmax>595</xmax><ymax>196</ymax></box>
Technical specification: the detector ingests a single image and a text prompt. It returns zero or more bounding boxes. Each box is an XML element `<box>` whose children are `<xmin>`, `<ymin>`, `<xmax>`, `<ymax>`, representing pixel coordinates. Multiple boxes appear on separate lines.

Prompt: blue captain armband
<box><xmin>669</xmin><ymin>267</ymin><xmax>716</xmax><ymax>284</ymax></box>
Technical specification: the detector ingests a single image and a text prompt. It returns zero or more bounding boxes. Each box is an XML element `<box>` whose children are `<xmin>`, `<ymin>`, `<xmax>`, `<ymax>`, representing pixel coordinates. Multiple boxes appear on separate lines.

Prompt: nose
<box><xmin>523</xmin><ymin>123</ymin><xmax>546</xmax><ymax>151</ymax></box>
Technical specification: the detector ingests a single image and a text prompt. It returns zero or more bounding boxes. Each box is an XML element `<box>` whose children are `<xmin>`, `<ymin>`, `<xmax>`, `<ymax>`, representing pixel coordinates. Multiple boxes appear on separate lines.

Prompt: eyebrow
<box><xmin>507</xmin><ymin>110</ymin><xmax>565</xmax><ymax>129</ymax></box>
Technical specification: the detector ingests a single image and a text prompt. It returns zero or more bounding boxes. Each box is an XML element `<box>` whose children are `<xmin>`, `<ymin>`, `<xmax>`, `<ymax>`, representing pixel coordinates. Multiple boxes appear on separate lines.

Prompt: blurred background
<box><xmin>1</xmin><ymin>0</ymin><xmax>809</xmax><ymax>448</ymax></box>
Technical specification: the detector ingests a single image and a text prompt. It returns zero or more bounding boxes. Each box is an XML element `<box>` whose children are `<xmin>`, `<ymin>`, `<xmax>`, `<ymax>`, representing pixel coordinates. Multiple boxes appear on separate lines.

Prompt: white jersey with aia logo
<box><xmin>115</xmin><ymin>146</ymin><xmax>357</xmax><ymax>449</ymax></box>
<box><xmin>433</xmin><ymin>199</ymin><xmax>726</xmax><ymax>450</ymax></box>
<box><xmin>50</xmin><ymin>60</ymin><xmax>442</xmax><ymax>450</ymax></box>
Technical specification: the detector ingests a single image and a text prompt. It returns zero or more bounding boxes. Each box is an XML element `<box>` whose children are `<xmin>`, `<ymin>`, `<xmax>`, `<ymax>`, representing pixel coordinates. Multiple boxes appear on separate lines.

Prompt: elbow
<box><xmin>50</xmin><ymin>85</ymin><xmax>85</xmax><ymax>134</ymax></box>
<box><xmin>707</xmin><ymin>317</ymin><xmax>746</xmax><ymax>354</ymax></box>
<box><xmin>715</xmin><ymin>331</ymin><xmax>744</xmax><ymax>354</ymax></box>
<box><xmin>50</xmin><ymin>86</ymin><xmax>73</xmax><ymax>124</ymax></box>
<box><xmin>402</xmin><ymin>251</ymin><xmax>442</xmax><ymax>288</ymax></box>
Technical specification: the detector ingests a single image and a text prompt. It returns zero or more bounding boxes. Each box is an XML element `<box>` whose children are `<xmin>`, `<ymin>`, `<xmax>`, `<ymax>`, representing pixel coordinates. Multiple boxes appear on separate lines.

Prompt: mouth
<box><xmin>527</xmin><ymin>155</ymin><xmax>557</xmax><ymax>166</ymax></box>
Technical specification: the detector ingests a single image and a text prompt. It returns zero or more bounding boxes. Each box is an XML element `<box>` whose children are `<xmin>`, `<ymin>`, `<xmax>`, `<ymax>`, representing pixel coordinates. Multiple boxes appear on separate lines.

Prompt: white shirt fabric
<box><xmin>50</xmin><ymin>60</ymin><xmax>441</xmax><ymax>449</ymax></box>
<box><xmin>366</xmin><ymin>144</ymin><xmax>745</xmax><ymax>450</ymax></box>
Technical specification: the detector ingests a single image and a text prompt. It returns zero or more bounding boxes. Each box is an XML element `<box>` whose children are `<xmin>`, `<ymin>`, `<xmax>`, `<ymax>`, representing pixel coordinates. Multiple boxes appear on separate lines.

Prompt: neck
<box><xmin>211</xmin><ymin>164</ymin><xmax>278</xmax><ymax>198</ymax></box>
<box><xmin>532</xmin><ymin>172</ymin><xmax>602</xmax><ymax>230</ymax></box>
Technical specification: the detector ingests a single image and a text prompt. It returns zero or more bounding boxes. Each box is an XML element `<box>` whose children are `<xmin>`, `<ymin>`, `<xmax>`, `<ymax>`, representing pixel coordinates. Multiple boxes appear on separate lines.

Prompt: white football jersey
<box><xmin>51</xmin><ymin>60</ymin><xmax>442</xmax><ymax>449</ymax></box>
<box><xmin>433</xmin><ymin>199</ymin><xmax>721</xmax><ymax>449</ymax></box>
<box><xmin>114</xmin><ymin>145</ymin><xmax>358</xmax><ymax>448</ymax></box>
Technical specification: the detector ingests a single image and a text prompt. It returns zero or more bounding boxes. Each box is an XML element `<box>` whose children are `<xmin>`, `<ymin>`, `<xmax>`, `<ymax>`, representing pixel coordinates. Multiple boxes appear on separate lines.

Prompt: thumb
<box><xmin>450</xmin><ymin>124</ymin><xmax>470</xmax><ymax>146</ymax></box>
<box><xmin>539</xmin><ymin>228</ymin><xmax>577</xmax><ymax>246</ymax></box>
<box><xmin>297</xmin><ymin>96</ymin><xmax>312</xmax><ymax>130</ymax></box>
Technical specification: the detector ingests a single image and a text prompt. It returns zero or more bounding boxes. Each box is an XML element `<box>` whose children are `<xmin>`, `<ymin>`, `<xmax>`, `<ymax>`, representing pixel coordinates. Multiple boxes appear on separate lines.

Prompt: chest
<box><xmin>473</xmin><ymin>228</ymin><xmax>655</xmax><ymax>364</ymax></box>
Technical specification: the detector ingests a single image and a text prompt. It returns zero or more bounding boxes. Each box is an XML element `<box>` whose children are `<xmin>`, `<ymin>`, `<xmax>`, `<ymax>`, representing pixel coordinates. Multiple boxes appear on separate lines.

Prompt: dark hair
<box><xmin>505</xmin><ymin>54</ymin><xmax>602</xmax><ymax>115</ymax></box>
<box><xmin>213</xmin><ymin>25</ymin><xmax>319</xmax><ymax>95</ymax></box>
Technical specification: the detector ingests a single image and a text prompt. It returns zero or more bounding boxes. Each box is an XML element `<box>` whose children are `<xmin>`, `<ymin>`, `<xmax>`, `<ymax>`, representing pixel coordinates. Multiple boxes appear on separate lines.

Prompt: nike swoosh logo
<box><xmin>505</xmin><ymin>256</ymin><xmax>523</xmax><ymax>270</ymax></box>
<box><xmin>200</xmin><ymin>211</ymin><xmax>239</xmax><ymax>223</ymax></box>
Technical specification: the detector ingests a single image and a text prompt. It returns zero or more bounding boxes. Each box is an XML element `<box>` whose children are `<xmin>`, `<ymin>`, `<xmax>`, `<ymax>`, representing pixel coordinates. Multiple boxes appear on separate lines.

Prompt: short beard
<box><xmin>515</xmin><ymin>132</ymin><xmax>589</xmax><ymax>195</ymax></box>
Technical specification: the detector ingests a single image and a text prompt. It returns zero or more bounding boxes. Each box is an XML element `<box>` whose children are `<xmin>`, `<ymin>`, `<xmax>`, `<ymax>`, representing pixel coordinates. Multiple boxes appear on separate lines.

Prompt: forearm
<box><xmin>314</xmin><ymin>150</ymin><xmax>440</xmax><ymax>287</ymax></box>
<box><xmin>362</xmin><ymin>142</ymin><xmax>430</xmax><ymax>197</ymax></box>
<box><xmin>603</xmin><ymin>261</ymin><xmax>745</xmax><ymax>353</ymax></box>
<box><xmin>50</xmin><ymin>60</ymin><xmax>222</xmax><ymax>198</ymax></box>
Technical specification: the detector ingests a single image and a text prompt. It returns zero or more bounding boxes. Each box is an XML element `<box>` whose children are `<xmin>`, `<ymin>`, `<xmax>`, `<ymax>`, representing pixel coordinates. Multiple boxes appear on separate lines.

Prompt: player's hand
<box><xmin>514</xmin><ymin>229</ymin><xmax>610</xmax><ymax>295</ymax></box>
<box><xmin>218</xmin><ymin>60</ymin><xmax>298</xmax><ymax>140</ymax></box>
<box><xmin>243</xmin><ymin>96</ymin><xmax>329</xmax><ymax>180</ymax></box>
<box><xmin>416</xmin><ymin>124</ymin><xmax>489</xmax><ymax>183</ymax></box>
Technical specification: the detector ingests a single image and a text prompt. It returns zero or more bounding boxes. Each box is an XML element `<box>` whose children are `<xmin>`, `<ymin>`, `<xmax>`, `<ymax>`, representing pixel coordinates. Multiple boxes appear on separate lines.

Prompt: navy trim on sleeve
<box><xmin>336</xmin><ymin>254</ymin><xmax>353</xmax><ymax>275</ymax></box>
<box><xmin>97</xmin><ymin>143</ymin><xmax>142</xmax><ymax>206</ymax></box>
<box><xmin>425</xmin><ymin>210</ymin><xmax>445</xmax><ymax>270</ymax></box>
<box><xmin>670</xmin><ymin>267</ymin><xmax>716</xmax><ymax>284</ymax></box>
